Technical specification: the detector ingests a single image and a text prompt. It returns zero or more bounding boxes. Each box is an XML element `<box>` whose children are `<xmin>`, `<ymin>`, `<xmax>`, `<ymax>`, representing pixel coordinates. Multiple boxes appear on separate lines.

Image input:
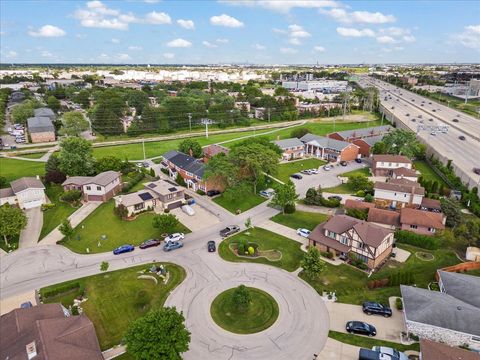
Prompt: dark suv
<box><xmin>362</xmin><ymin>302</ymin><xmax>392</xmax><ymax>317</ymax></box>
<box><xmin>346</xmin><ymin>321</ymin><xmax>377</xmax><ymax>336</ymax></box>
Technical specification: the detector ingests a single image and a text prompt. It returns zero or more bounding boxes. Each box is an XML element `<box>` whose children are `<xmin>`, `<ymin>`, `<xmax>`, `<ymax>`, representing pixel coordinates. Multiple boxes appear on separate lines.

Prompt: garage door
<box><xmin>167</xmin><ymin>201</ymin><xmax>183</xmax><ymax>210</ymax></box>
<box><xmin>23</xmin><ymin>199</ymin><xmax>43</xmax><ymax>209</ymax></box>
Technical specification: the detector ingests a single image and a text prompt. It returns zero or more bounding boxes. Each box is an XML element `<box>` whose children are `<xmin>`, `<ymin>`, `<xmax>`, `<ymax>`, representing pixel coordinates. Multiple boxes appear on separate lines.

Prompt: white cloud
<box><xmin>221</xmin><ymin>0</ymin><xmax>339</xmax><ymax>13</ymax></box>
<box><xmin>99</xmin><ymin>53</ymin><xmax>109</xmax><ymax>59</ymax></box>
<box><xmin>288</xmin><ymin>38</ymin><xmax>301</xmax><ymax>45</ymax></box>
<box><xmin>336</xmin><ymin>27</ymin><xmax>375</xmax><ymax>37</ymax></box>
<box><xmin>376</xmin><ymin>35</ymin><xmax>395</xmax><ymax>44</ymax></box>
<box><xmin>452</xmin><ymin>25</ymin><xmax>480</xmax><ymax>49</ymax></box>
<box><xmin>111</xmin><ymin>38</ymin><xmax>120</xmax><ymax>43</ymax></box>
<box><xmin>41</xmin><ymin>50</ymin><xmax>54</xmax><ymax>58</ymax></box>
<box><xmin>320</xmin><ymin>8</ymin><xmax>395</xmax><ymax>24</ymax></box>
<box><xmin>280</xmin><ymin>47</ymin><xmax>298</xmax><ymax>54</ymax></box>
<box><xmin>128</xmin><ymin>46</ymin><xmax>142</xmax><ymax>51</ymax></box>
<box><xmin>403</xmin><ymin>35</ymin><xmax>416</xmax><ymax>43</ymax></box>
<box><xmin>163</xmin><ymin>52</ymin><xmax>175</xmax><ymax>59</ymax></box>
<box><xmin>5</xmin><ymin>50</ymin><xmax>18</xmax><ymax>58</ymax></box>
<box><xmin>272</xmin><ymin>28</ymin><xmax>287</xmax><ymax>34</ymax></box>
<box><xmin>28</xmin><ymin>25</ymin><xmax>66</xmax><ymax>37</ymax></box>
<box><xmin>117</xmin><ymin>53</ymin><xmax>131</xmax><ymax>60</ymax></box>
<box><xmin>210</xmin><ymin>14</ymin><xmax>244</xmax><ymax>28</ymax></box>
<box><xmin>76</xmin><ymin>34</ymin><xmax>87</xmax><ymax>39</ymax></box>
<box><xmin>313</xmin><ymin>46</ymin><xmax>326</xmax><ymax>52</ymax></box>
<box><xmin>145</xmin><ymin>11</ymin><xmax>171</xmax><ymax>24</ymax></box>
<box><xmin>253</xmin><ymin>43</ymin><xmax>266</xmax><ymax>50</ymax></box>
<box><xmin>177</xmin><ymin>19</ymin><xmax>195</xmax><ymax>30</ymax></box>
<box><xmin>166</xmin><ymin>38</ymin><xmax>192</xmax><ymax>48</ymax></box>
<box><xmin>203</xmin><ymin>41</ymin><xmax>218</xmax><ymax>48</ymax></box>
<box><xmin>74</xmin><ymin>1</ymin><xmax>137</xmax><ymax>30</ymax></box>
<box><xmin>216</xmin><ymin>38</ymin><xmax>229</xmax><ymax>43</ymax></box>
<box><xmin>289</xmin><ymin>24</ymin><xmax>311</xmax><ymax>38</ymax></box>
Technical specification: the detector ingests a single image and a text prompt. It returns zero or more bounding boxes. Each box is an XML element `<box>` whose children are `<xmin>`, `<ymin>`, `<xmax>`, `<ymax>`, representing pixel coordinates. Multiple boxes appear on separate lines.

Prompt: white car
<box><xmin>296</xmin><ymin>228</ymin><xmax>311</xmax><ymax>238</ymax></box>
<box><xmin>165</xmin><ymin>233</ymin><xmax>185</xmax><ymax>243</ymax></box>
<box><xmin>181</xmin><ymin>205</ymin><xmax>195</xmax><ymax>216</ymax></box>
<box><xmin>301</xmin><ymin>169</ymin><xmax>313</xmax><ymax>175</ymax></box>
<box><xmin>323</xmin><ymin>165</ymin><xmax>333</xmax><ymax>171</ymax></box>
<box><xmin>309</xmin><ymin>168</ymin><xmax>319</xmax><ymax>174</ymax></box>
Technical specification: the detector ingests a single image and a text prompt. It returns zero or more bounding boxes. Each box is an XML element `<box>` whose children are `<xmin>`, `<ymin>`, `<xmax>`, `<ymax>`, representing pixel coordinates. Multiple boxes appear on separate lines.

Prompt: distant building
<box><xmin>300</xmin><ymin>133</ymin><xmax>359</xmax><ymax>162</ymax></box>
<box><xmin>203</xmin><ymin>144</ymin><xmax>230</xmax><ymax>162</ymax></box>
<box><xmin>282</xmin><ymin>80</ymin><xmax>348</xmax><ymax>93</ymax></box>
<box><xmin>27</xmin><ymin>117</ymin><xmax>55</xmax><ymax>143</ymax></box>
<box><xmin>274</xmin><ymin>138</ymin><xmax>305</xmax><ymax>160</ymax></box>
<box><xmin>62</xmin><ymin>171</ymin><xmax>122</xmax><ymax>202</ymax></box>
<box><xmin>0</xmin><ymin>176</ymin><xmax>46</xmax><ymax>209</ymax></box>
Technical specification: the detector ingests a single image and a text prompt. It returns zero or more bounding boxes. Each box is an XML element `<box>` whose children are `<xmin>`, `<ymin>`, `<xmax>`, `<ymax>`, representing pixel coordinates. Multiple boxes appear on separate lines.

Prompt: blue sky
<box><xmin>1</xmin><ymin>0</ymin><xmax>479</xmax><ymax>64</ymax></box>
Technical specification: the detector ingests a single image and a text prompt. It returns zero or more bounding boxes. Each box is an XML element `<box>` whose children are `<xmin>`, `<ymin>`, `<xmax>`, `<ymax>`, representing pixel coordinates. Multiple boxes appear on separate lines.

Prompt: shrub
<box><xmin>163</xmin><ymin>208</ymin><xmax>170</xmax><ymax>213</ymax></box>
<box><xmin>248</xmin><ymin>246</ymin><xmax>254</xmax><ymax>255</ymax></box>
<box><xmin>356</xmin><ymin>190</ymin><xmax>365</xmax><ymax>197</ymax></box>
<box><xmin>41</xmin><ymin>203</ymin><xmax>56</xmax><ymax>211</ymax></box>
<box><xmin>149</xmin><ymin>168</ymin><xmax>156</xmax><ymax>177</ymax></box>
<box><xmin>161</xmin><ymin>168</ymin><xmax>169</xmax><ymax>175</ymax></box>
<box><xmin>196</xmin><ymin>190</ymin><xmax>205</xmax><ymax>196</ymax></box>
<box><xmin>41</xmin><ymin>282</ymin><xmax>83</xmax><ymax>299</ymax></box>
<box><xmin>395</xmin><ymin>297</ymin><xmax>403</xmax><ymax>310</ymax></box>
<box><xmin>61</xmin><ymin>190</ymin><xmax>82</xmax><ymax>203</ymax></box>
<box><xmin>364</xmin><ymin>194</ymin><xmax>374</xmax><ymax>203</ymax></box>
<box><xmin>346</xmin><ymin>208</ymin><xmax>369</xmax><ymax>220</ymax></box>
<box><xmin>237</xmin><ymin>243</ymin><xmax>245</xmax><ymax>255</ymax></box>
<box><xmin>284</xmin><ymin>203</ymin><xmax>296</xmax><ymax>213</ymax></box>
<box><xmin>114</xmin><ymin>204</ymin><xmax>129</xmax><ymax>220</ymax></box>
<box><xmin>71</xmin><ymin>305</ymin><xmax>79</xmax><ymax>315</ymax></box>
<box><xmin>367</xmin><ymin>278</ymin><xmax>390</xmax><ymax>289</ymax></box>
<box><xmin>123</xmin><ymin>172</ymin><xmax>145</xmax><ymax>193</ymax></box>
<box><xmin>175</xmin><ymin>174</ymin><xmax>186</xmax><ymax>187</ymax></box>
<box><xmin>394</xmin><ymin>230</ymin><xmax>441</xmax><ymax>250</ymax></box>
<box><xmin>320</xmin><ymin>251</ymin><xmax>334</xmax><ymax>259</ymax></box>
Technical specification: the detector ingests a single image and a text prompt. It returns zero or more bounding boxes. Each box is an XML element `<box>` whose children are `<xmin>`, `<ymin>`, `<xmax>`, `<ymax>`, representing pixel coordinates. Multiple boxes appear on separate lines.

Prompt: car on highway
<box><xmin>139</xmin><ymin>239</ymin><xmax>161</xmax><ymax>249</ymax></box>
<box><xmin>355</xmin><ymin>158</ymin><xmax>362</xmax><ymax>163</ymax></box>
<box><xmin>165</xmin><ymin>233</ymin><xmax>185</xmax><ymax>243</ymax></box>
<box><xmin>340</xmin><ymin>161</ymin><xmax>348</xmax><ymax>166</ymax></box>
<box><xmin>453</xmin><ymin>118</ymin><xmax>459</xmax><ymax>122</ymax></box>
<box><xmin>405</xmin><ymin>113</ymin><xmax>410</xmax><ymax>116</ymax></box>
<box><xmin>474</xmin><ymin>168</ymin><xmax>480</xmax><ymax>175</ymax></box>
<box><xmin>328</xmin><ymin>195</ymin><xmax>342</xmax><ymax>202</ymax></box>
<box><xmin>220</xmin><ymin>225</ymin><xmax>240</xmax><ymax>237</ymax></box>
<box><xmin>432</xmin><ymin>109</ymin><xmax>436</xmax><ymax>112</ymax></box>
<box><xmin>113</xmin><ymin>244</ymin><xmax>135</xmax><ymax>255</ymax></box>
<box><xmin>296</xmin><ymin>228</ymin><xmax>311</xmax><ymax>238</ymax></box>
<box><xmin>430</xmin><ymin>131</ymin><xmax>436</xmax><ymax>136</ymax></box>
<box><xmin>362</xmin><ymin>302</ymin><xmax>392</xmax><ymax>317</ymax></box>
<box><xmin>371</xmin><ymin>346</ymin><xmax>408</xmax><ymax>360</ymax></box>
<box><xmin>411</xmin><ymin>119</ymin><xmax>416</xmax><ymax>122</ymax></box>
<box><xmin>346</xmin><ymin>321</ymin><xmax>376</xmax><ymax>336</ymax></box>
<box><xmin>429</xmin><ymin>118</ymin><xmax>433</xmax><ymax>121</ymax></box>
<box><xmin>323</xmin><ymin>164</ymin><xmax>333</xmax><ymax>171</ymax></box>
<box><xmin>163</xmin><ymin>241</ymin><xmax>183</xmax><ymax>252</ymax></box>
<box><xmin>290</xmin><ymin>173</ymin><xmax>303</xmax><ymax>180</ymax></box>
<box><xmin>459</xmin><ymin>136</ymin><xmax>466</xmax><ymax>140</ymax></box>
<box><xmin>207</xmin><ymin>240</ymin><xmax>216</xmax><ymax>252</ymax></box>
<box><xmin>207</xmin><ymin>190</ymin><xmax>221</xmax><ymax>197</ymax></box>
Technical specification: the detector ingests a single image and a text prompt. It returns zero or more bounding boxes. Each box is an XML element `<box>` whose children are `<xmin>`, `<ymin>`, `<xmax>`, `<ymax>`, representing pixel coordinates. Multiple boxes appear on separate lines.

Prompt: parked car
<box><xmin>328</xmin><ymin>195</ymin><xmax>342</xmax><ymax>202</ymax></box>
<box><xmin>362</xmin><ymin>302</ymin><xmax>392</xmax><ymax>317</ymax></box>
<box><xmin>113</xmin><ymin>244</ymin><xmax>135</xmax><ymax>255</ymax></box>
<box><xmin>296</xmin><ymin>228</ymin><xmax>311</xmax><ymax>238</ymax></box>
<box><xmin>163</xmin><ymin>241</ymin><xmax>183</xmax><ymax>252</ymax></box>
<box><xmin>453</xmin><ymin>118</ymin><xmax>459</xmax><ymax>122</ymax></box>
<box><xmin>430</xmin><ymin>131</ymin><xmax>436</xmax><ymax>136</ymax></box>
<box><xmin>309</xmin><ymin>168</ymin><xmax>319</xmax><ymax>174</ymax></box>
<box><xmin>301</xmin><ymin>169</ymin><xmax>313</xmax><ymax>175</ymax></box>
<box><xmin>474</xmin><ymin>168</ymin><xmax>480</xmax><ymax>175</ymax></box>
<box><xmin>139</xmin><ymin>239</ymin><xmax>161</xmax><ymax>249</ymax></box>
<box><xmin>340</xmin><ymin>161</ymin><xmax>348</xmax><ymax>166</ymax></box>
<box><xmin>182</xmin><ymin>205</ymin><xmax>195</xmax><ymax>216</ymax></box>
<box><xmin>20</xmin><ymin>301</ymin><xmax>33</xmax><ymax>309</ymax></box>
<box><xmin>290</xmin><ymin>173</ymin><xmax>303</xmax><ymax>180</ymax></box>
<box><xmin>207</xmin><ymin>190</ymin><xmax>221</xmax><ymax>197</ymax></box>
<box><xmin>355</xmin><ymin>158</ymin><xmax>362</xmax><ymax>163</ymax></box>
<box><xmin>207</xmin><ymin>240</ymin><xmax>216</xmax><ymax>252</ymax></box>
<box><xmin>323</xmin><ymin>165</ymin><xmax>333</xmax><ymax>171</ymax></box>
<box><xmin>358</xmin><ymin>348</ymin><xmax>386</xmax><ymax>360</ymax></box>
<box><xmin>372</xmin><ymin>346</ymin><xmax>408</xmax><ymax>360</ymax></box>
<box><xmin>220</xmin><ymin>225</ymin><xmax>240</xmax><ymax>237</ymax></box>
<box><xmin>346</xmin><ymin>321</ymin><xmax>376</xmax><ymax>336</ymax></box>
<box><xmin>142</xmin><ymin>161</ymin><xmax>150</xmax><ymax>168</ymax></box>
<box><xmin>259</xmin><ymin>189</ymin><xmax>275</xmax><ymax>198</ymax></box>
<box><xmin>165</xmin><ymin>233</ymin><xmax>185</xmax><ymax>243</ymax></box>
<box><xmin>459</xmin><ymin>135</ymin><xmax>466</xmax><ymax>140</ymax></box>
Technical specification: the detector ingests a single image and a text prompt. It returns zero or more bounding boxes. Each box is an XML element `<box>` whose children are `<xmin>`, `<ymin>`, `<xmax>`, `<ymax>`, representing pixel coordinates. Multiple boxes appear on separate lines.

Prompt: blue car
<box><xmin>163</xmin><ymin>241</ymin><xmax>183</xmax><ymax>252</ymax></box>
<box><xmin>113</xmin><ymin>244</ymin><xmax>135</xmax><ymax>255</ymax></box>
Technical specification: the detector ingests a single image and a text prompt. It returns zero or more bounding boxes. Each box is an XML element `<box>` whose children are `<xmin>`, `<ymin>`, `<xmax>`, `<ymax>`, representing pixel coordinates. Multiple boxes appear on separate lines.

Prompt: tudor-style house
<box><xmin>308</xmin><ymin>215</ymin><xmax>394</xmax><ymax>270</ymax></box>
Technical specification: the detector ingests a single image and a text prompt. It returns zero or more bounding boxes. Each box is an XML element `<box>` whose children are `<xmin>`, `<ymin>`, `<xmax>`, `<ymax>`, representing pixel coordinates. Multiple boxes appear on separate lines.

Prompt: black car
<box><xmin>362</xmin><ymin>302</ymin><xmax>392</xmax><ymax>317</ymax></box>
<box><xmin>459</xmin><ymin>135</ymin><xmax>466</xmax><ymax>140</ymax></box>
<box><xmin>474</xmin><ymin>168</ymin><xmax>480</xmax><ymax>175</ymax></box>
<box><xmin>346</xmin><ymin>321</ymin><xmax>377</xmax><ymax>336</ymax></box>
<box><xmin>290</xmin><ymin>174</ymin><xmax>303</xmax><ymax>180</ymax></box>
<box><xmin>355</xmin><ymin>158</ymin><xmax>362</xmax><ymax>163</ymax></box>
<box><xmin>139</xmin><ymin>239</ymin><xmax>161</xmax><ymax>249</ymax></box>
<box><xmin>207</xmin><ymin>190</ymin><xmax>221</xmax><ymax>197</ymax></box>
<box><xmin>453</xmin><ymin>118</ymin><xmax>459</xmax><ymax>122</ymax></box>
<box><xmin>207</xmin><ymin>240</ymin><xmax>216</xmax><ymax>252</ymax></box>
<box><xmin>340</xmin><ymin>161</ymin><xmax>348</xmax><ymax>166</ymax></box>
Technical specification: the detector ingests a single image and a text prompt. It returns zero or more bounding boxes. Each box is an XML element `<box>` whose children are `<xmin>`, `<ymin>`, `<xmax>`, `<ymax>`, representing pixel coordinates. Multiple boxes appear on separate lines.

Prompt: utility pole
<box><xmin>267</xmin><ymin>108</ymin><xmax>271</xmax><ymax>123</ymax></box>
<box><xmin>188</xmin><ymin>113</ymin><xmax>192</xmax><ymax>132</ymax></box>
<box><xmin>142</xmin><ymin>139</ymin><xmax>146</xmax><ymax>161</ymax></box>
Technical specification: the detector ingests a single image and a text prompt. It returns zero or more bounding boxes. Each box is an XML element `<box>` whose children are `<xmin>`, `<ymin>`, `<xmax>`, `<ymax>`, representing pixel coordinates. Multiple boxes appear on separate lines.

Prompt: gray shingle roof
<box><xmin>274</xmin><ymin>138</ymin><xmax>304</xmax><ymax>149</ymax></box>
<box><xmin>356</xmin><ymin>134</ymin><xmax>384</xmax><ymax>147</ymax></box>
<box><xmin>300</xmin><ymin>133</ymin><xmax>355</xmax><ymax>152</ymax></box>
<box><xmin>117</xmin><ymin>190</ymin><xmax>158</xmax><ymax>207</ymax></box>
<box><xmin>401</xmin><ymin>285</ymin><xmax>480</xmax><ymax>336</ymax></box>
<box><xmin>34</xmin><ymin>107</ymin><xmax>55</xmax><ymax>118</ymax></box>
<box><xmin>89</xmin><ymin>171</ymin><xmax>121</xmax><ymax>186</ymax></box>
<box><xmin>438</xmin><ymin>271</ymin><xmax>480</xmax><ymax>308</ymax></box>
<box><xmin>162</xmin><ymin>150</ymin><xmax>205</xmax><ymax>178</ymax></box>
<box><xmin>10</xmin><ymin>177</ymin><xmax>45</xmax><ymax>193</ymax></box>
<box><xmin>27</xmin><ymin>117</ymin><xmax>55</xmax><ymax>133</ymax></box>
<box><xmin>332</xmin><ymin>125</ymin><xmax>393</xmax><ymax>139</ymax></box>
<box><xmin>0</xmin><ymin>187</ymin><xmax>15</xmax><ymax>198</ymax></box>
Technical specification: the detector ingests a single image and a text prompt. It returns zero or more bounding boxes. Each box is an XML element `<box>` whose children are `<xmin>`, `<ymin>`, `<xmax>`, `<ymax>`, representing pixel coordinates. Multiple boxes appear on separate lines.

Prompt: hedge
<box><xmin>123</xmin><ymin>172</ymin><xmax>145</xmax><ymax>193</ymax></box>
<box><xmin>394</xmin><ymin>230</ymin><xmax>442</xmax><ymax>250</ymax></box>
<box><xmin>40</xmin><ymin>281</ymin><xmax>83</xmax><ymax>299</ymax></box>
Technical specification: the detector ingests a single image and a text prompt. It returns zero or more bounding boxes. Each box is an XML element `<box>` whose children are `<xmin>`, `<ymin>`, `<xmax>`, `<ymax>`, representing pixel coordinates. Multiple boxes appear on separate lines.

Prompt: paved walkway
<box><xmin>39</xmin><ymin>201</ymin><xmax>102</xmax><ymax>245</ymax></box>
<box><xmin>296</xmin><ymin>203</ymin><xmax>339</xmax><ymax>215</ymax></box>
<box><xmin>317</xmin><ymin>338</ymin><xmax>360</xmax><ymax>360</ymax></box>
<box><xmin>102</xmin><ymin>345</ymin><xmax>126</xmax><ymax>360</ymax></box>
<box><xmin>19</xmin><ymin>207</ymin><xmax>43</xmax><ymax>248</ymax></box>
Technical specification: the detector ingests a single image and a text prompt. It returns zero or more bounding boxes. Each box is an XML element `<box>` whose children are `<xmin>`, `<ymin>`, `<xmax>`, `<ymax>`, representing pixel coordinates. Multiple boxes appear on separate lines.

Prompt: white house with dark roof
<box><xmin>374</xmin><ymin>178</ymin><xmax>425</xmax><ymax>209</ymax></box>
<box><xmin>0</xmin><ymin>177</ymin><xmax>46</xmax><ymax>209</ymax></box>
<box><xmin>274</xmin><ymin>138</ymin><xmax>305</xmax><ymax>160</ymax></box>
<box><xmin>62</xmin><ymin>171</ymin><xmax>122</xmax><ymax>202</ymax></box>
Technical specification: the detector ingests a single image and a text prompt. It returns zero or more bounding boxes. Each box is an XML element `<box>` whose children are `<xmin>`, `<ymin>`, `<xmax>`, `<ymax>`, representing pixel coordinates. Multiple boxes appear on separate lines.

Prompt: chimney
<box><xmin>26</xmin><ymin>341</ymin><xmax>37</xmax><ymax>359</ymax></box>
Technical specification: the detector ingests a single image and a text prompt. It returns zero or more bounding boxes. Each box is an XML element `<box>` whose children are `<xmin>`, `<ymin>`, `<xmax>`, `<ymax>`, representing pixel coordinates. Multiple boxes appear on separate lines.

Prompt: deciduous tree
<box><xmin>59</xmin><ymin>219</ymin><xmax>74</xmax><ymax>240</ymax></box>
<box><xmin>271</xmin><ymin>180</ymin><xmax>299</xmax><ymax>214</ymax></box>
<box><xmin>301</xmin><ymin>246</ymin><xmax>326</xmax><ymax>280</ymax></box>
<box><xmin>58</xmin><ymin>137</ymin><xmax>95</xmax><ymax>176</ymax></box>
<box><xmin>0</xmin><ymin>204</ymin><xmax>27</xmax><ymax>246</ymax></box>
<box><xmin>153</xmin><ymin>213</ymin><xmax>179</xmax><ymax>234</ymax></box>
<box><xmin>232</xmin><ymin>285</ymin><xmax>251</xmax><ymax>312</ymax></box>
<box><xmin>178</xmin><ymin>139</ymin><xmax>203</xmax><ymax>158</ymax></box>
<box><xmin>59</xmin><ymin>111</ymin><xmax>89</xmax><ymax>136</ymax></box>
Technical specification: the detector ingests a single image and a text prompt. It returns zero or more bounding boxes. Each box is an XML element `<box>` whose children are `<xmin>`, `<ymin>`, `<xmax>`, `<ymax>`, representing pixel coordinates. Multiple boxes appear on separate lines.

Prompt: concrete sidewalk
<box><xmin>19</xmin><ymin>207</ymin><xmax>43</xmax><ymax>248</ymax></box>
<box><xmin>318</xmin><ymin>338</ymin><xmax>360</xmax><ymax>360</ymax></box>
<box><xmin>39</xmin><ymin>201</ymin><xmax>102</xmax><ymax>245</ymax></box>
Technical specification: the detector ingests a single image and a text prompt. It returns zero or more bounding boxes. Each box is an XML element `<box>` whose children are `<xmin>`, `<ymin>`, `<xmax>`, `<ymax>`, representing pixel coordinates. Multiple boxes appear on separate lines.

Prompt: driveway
<box><xmin>318</xmin><ymin>338</ymin><xmax>360</xmax><ymax>360</ymax></box>
<box><xmin>169</xmin><ymin>204</ymin><xmax>220</xmax><ymax>232</ymax></box>
<box><xmin>19</xmin><ymin>207</ymin><xmax>43</xmax><ymax>248</ymax></box>
<box><xmin>0</xmin><ymin>291</ymin><xmax>37</xmax><ymax>315</ymax></box>
<box><xmin>325</xmin><ymin>301</ymin><xmax>405</xmax><ymax>343</ymax></box>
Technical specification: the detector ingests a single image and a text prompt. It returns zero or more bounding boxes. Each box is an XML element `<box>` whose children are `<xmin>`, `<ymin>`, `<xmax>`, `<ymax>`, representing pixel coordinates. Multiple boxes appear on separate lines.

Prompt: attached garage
<box><xmin>22</xmin><ymin>199</ymin><xmax>44</xmax><ymax>209</ymax></box>
<box><xmin>167</xmin><ymin>201</ymin><xmax>184</xmax><ymax>210</ymax></box>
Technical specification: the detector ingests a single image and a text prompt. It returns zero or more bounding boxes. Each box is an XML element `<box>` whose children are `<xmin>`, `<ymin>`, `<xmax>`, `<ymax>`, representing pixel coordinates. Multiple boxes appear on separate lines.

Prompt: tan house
<box><xmin>203</xmin><ymin>144</ymin><xmax>229</xmax><ymax>162</ymax></box>
<box><xmin>0</xmin><ymin>176</ymin><xmax>46</xmax><ymax>209</ymax></box>
<box><xmin>115</xmin><ymin>180</ymin><xmax>185</xmax><ymax>216</ymax></box>
<box><xmin>27</xmin><ymin>117</ymin><xmax>56</xmax><ymax>143</ymax></box>
<box><xmin>62</xmin><ymin>171</ymin><xmax>122</xmax><ymax>202</ymax></box>
<box><xmin>374</xmin><ymin>178</ymin><xmax>425</xmax><ymax>209</ymax></box>
<box><xmin>274</xmin><ymin>138</ymin><xmax>305</xmax><ymax>160</ymax></box>
<box><xmin>308</xmin><ymin>215</ymin><xmax>394</xmax><ymax>270</ymax></box>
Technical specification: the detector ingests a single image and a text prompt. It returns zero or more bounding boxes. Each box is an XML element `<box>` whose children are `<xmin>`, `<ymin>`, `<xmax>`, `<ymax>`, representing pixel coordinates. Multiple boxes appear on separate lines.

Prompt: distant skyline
<box><xmin>1</xmin><ymin>0</ymin><xmax>479</xmax><ymax>64</ymax></box>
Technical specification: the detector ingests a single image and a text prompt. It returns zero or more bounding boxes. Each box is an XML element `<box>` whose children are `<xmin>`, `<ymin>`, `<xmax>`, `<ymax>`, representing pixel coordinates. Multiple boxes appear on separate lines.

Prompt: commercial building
<box><xmin>282</xmin><ymin>80</ymin><xmax>348</xmax><ymax>93</ymax></box>
<box><xmin>27</xmin><ymin>117</ymin><xmax>56</xmax><ymax>143</ymax></box>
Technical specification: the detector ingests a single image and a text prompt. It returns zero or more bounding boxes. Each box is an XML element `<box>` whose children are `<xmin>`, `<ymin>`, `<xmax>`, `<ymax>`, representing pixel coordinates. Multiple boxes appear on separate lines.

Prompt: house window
<box><xmin>340</xmin><ymin>236</ymin><xmax>348</xmax><ymax>245</ymax></box>
<box><xmin>97</xmin><ymin>186</ymin><xmax>101</xmax><ymax>191</ymax></box>
<box><xmin>410</xmin><ymin>224</ymin><xmax>418</xmax><ymax>229</ymax></box>
<box><xmin>404</xmin><ymin>194</ymin><xmax>407</xmax><ymax>197</ymax></box>
<box><xmin>328</xmin><ymin>231</ymin><xmax>336</xmax><ymax>239</ymax></box>
<box><xmin>357</xmin><ymin>242</ymin><xmax>365</xmax><ymax>250</ymax></box>
<box><xmin>86</xmin><ymin>186</ymin><xmax>91</xmax><ymax>190</ymax></box>
<box><xmin>472</xmin><ymin>336</ymin><xmax>480</xmax><ymax>343</ymax></box>
<box><xmin>428</xmin><ymin>227</ymin><xmax>435</xmax><ymax>233</ymax></box>
<box><xmin>134</xmin><ymin>203</ymin><xmax>145</xmax><ymax>211</ymax></box>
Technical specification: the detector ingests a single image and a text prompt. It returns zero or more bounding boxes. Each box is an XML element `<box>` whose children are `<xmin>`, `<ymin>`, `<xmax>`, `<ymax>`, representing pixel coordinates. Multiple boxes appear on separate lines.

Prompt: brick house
<box><xmin>62</xmin><ymin>171</ymin><xmax>122</xmax><ymax>202</ymax></box>
<box><xmin>162</xmin><ymin>150</ymin><xmax>208</xmax><ymax>192</ymax></box>
<box><xmin>308</xmin><ymin>215</ymin><xmax>394</xmax><ymax>270</ymax></box>
<box><xmin>374</xmin><ymin>178</ymin><xmax>425</xmax><ymax>209</ymax></box>
<box><xmin>352</xmin><ymin>135</ymin><xmax>384</xmax><ymax>157</ymax></box>
<box><xmin>300</xmin><ymin>133</ymin><xmax>359</xmax><ymax>162</ymax></box>
<box><xmin>27</xmin><ymin>117</ymin><xmax>56</xmax><ymax>143</ymax></box>
<box><xmin>328</xmin><ymin>125</ymin><xmax>393</xmax><ymax>143</ymax></box>
<box><xmin>400</xmin><ymin>207</ymin><xmax>445</xmax><ymax>235</ymax></box>
<box><xmin>371</xmin><ymin>154</ymin><xmax>412</xmax><ymax>176</ymax></box>
<box><xmin>401</xmin><ymin>271</ymin><xmax>480</xmax><ymax>350</ymax></box>
<box><xmin>274</xmin><ymin>138</ymin><xmax>305</xmax><ymax>160</ymax></box>
<box><xmin>203</xmin><ymin>144</ymin><xmax>229</xmax><ymax>163</ymax></box>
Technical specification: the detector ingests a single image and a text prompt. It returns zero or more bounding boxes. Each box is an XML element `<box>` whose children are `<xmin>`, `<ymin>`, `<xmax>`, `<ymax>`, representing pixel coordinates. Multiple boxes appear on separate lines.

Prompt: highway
<box><xmin>357</xmin><ymin>76</ymin><xmax>480</xmax><ymax>188</ymax></box>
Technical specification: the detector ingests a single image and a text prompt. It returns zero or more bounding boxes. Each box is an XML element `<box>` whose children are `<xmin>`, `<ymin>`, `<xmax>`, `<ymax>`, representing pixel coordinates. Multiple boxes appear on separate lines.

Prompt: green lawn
<box><xmin>340</xmin><ymin>168</ymin><xmax>371</xmax><ymax>178</ymax></box>
<box><xmin>60</xmin><ymin>200</ymin><xmax>190</xmax><ymax>254</ymax></box>
<box><xmin>218</xmin><ymin>227</ymin><xmax>304</xmax><ymax>272</ymax></box>
<box><xmin>213</xmin><ymin>192</ymin><xmax>266</xmax><ymax>213</ymax></box>
<box><xmin>275</xmin><ymin>158</ymin><xmax>326</xmax><ymax>183</ymax></box>
<box><xmin>323</xmin><ymin>167</ymin><xmax>371</xmax><ymax>194</ymax></box>
<box><xmin>210</xmin><ymin>287</ymin><xmax>279</xmax><ymax>334</ymax></box>
<box><xmin>271</xmin><ymin>211</ymin><xmax>328</xmax><ymax>231</ymax></box>
<box><xmin>413</xmin><ymin>160</ymin><xmax>449</xmax><ymax>189</ymax></box>
<box><xmin>40</xmin><ymin>263</ymin><xmax>186</xmax><ymax>350</ymax></box>
<box><xmin>300</xmin><ymin>244</ymin><xmax>461</xmax><ymax>305</ymax></box>
<box><xmin>0</xmin><ymin>157</ymin><xmax>45</xmax><ymax>182</ymax></box>
<box><xmin>40</xmin><ymin>185</ymin><xmax>79</xmax><ymax>240</ymax></box>
<box><xmin>18</xmin><ymin>152</ymin><xmax>46</xmax><ymax>159</ymax></box>
<box><xmin>420</xmin><ymin>91</ymin><xmax>480</xmax><ymax>117</ymax></box>
<box><xmin>329</xmin><ymin>331</ymin><xmax>420</xmax><ymax>352</ymax></box>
